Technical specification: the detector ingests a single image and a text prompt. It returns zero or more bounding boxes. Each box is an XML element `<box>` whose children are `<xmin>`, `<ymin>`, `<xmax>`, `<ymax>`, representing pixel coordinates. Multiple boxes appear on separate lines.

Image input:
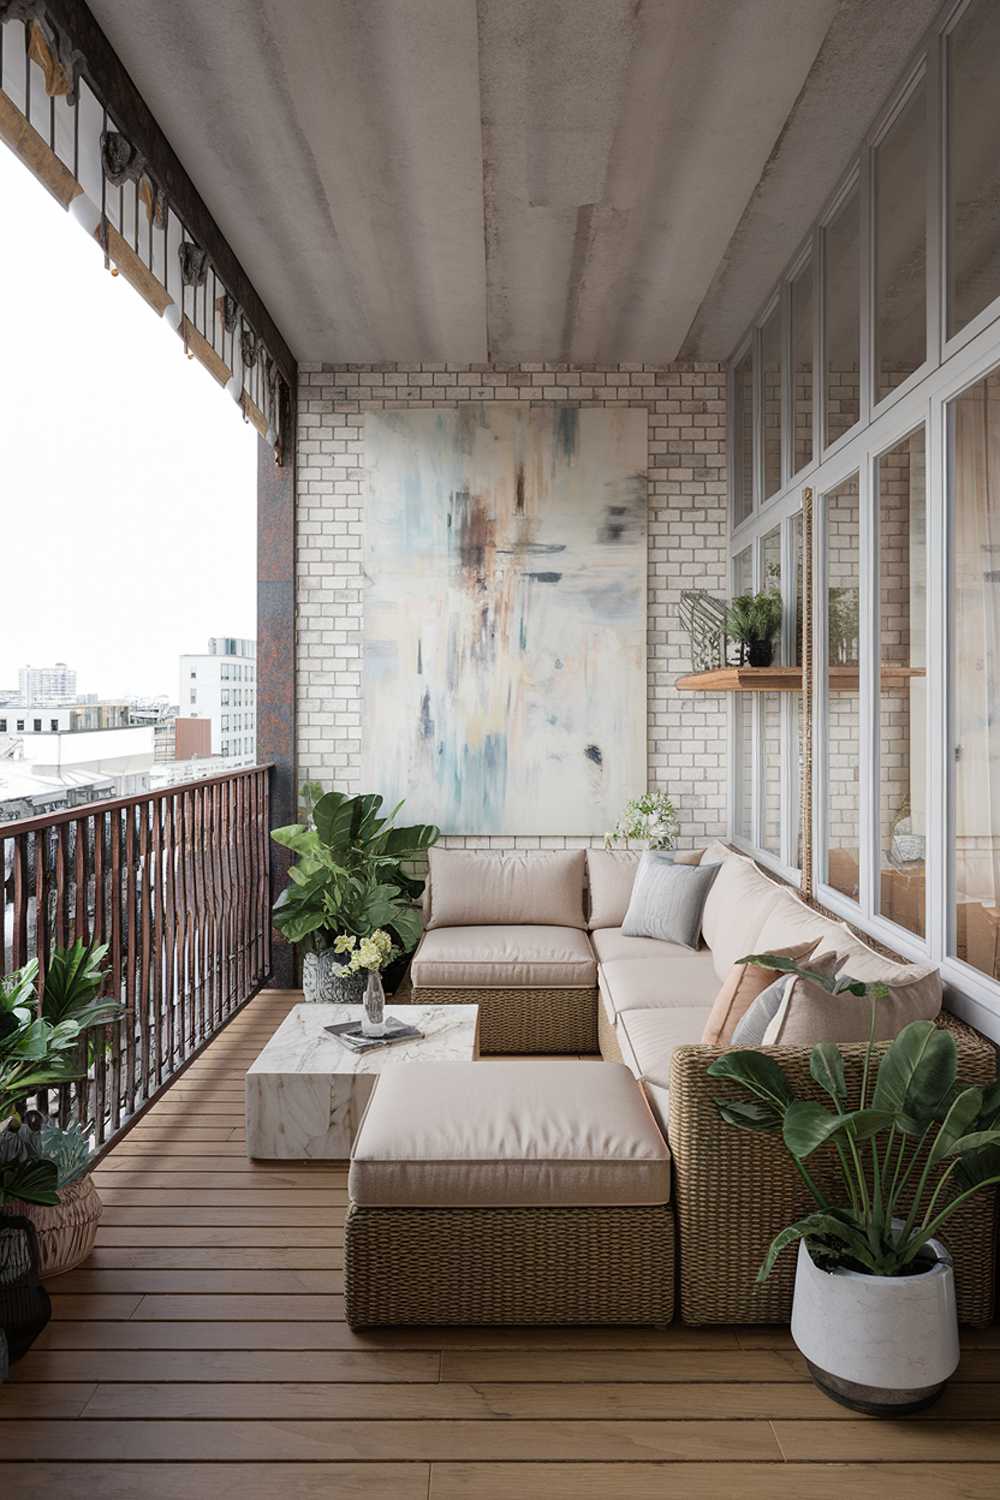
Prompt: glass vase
<box><xmin>362</xmin><ymin>970</ymin><xmax>386</xmax><ymax>1037</ymax></box>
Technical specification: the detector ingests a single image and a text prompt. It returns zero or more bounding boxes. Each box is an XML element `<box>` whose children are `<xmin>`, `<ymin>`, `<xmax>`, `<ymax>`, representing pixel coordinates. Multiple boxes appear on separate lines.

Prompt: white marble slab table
<box><xmin>245</xmin><ymin>1002</ymin><xmax>480</xmax><ymax>1160</ymax></box>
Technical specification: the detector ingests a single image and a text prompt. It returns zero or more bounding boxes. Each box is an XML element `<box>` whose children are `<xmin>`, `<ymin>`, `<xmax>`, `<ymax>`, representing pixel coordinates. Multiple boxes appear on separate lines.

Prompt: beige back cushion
<box><xmin>586</xmin><ymin>847</ymin><xmax>702</xmax><ymax>930</ymax></box>
<box><xmin>425</xmin><ymin>848</ymin><xmax>587</xmax><ymax>930</ymax></box>
<box><xmin>753</xmin><ymin>891</ymin><xmax>855</xmax><ymax>964</ymax></box>
<box><xmin>700</xmin><ymin>855</ymin><xmax>787</xmax><ymax>981</ymax></box>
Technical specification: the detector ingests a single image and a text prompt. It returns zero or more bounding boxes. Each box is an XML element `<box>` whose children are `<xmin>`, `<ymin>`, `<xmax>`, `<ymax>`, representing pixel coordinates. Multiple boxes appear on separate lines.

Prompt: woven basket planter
<box><xmin>4</xmin><ymin>1176</ymin><xmax>102</xmax><ymax>1279</ymax></box>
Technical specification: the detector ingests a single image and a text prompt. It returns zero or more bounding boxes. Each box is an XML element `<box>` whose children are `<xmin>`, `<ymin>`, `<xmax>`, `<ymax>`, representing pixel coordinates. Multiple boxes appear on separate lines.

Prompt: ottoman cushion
<box><xmin>410</xmin><ymin>925</ymin><xmax>597</xmax><ymax>990</ymax></box>
<box><xmin>348</xmin><ymin>1060</ymin><xmax>670</xmax><ymax>1208</ymax></box>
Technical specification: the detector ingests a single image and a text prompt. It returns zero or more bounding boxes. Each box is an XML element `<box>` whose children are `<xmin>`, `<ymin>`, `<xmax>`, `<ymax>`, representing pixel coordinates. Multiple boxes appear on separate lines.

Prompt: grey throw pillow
<box><xmin>621</xmin><ymin>851</ymin><xmax>722</xmax><ymax>949</ymax></box>
<box><xmin>730</xmin><ymin>974</ymin><xmax>790</xmax><ymax>1045</ymax></box>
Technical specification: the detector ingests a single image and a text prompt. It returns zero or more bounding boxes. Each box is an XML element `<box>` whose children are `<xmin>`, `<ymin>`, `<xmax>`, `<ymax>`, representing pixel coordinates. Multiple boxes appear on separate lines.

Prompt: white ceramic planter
<box><xmin>790</xmin><ymin>1235</ymin><xmax>960</xmax><ymax>1414</ymax></box>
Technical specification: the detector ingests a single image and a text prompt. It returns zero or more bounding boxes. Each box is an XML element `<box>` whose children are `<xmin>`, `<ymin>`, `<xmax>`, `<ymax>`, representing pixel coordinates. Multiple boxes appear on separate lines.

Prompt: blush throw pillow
<box><xmin>700</xmin><ymin>939</ymin><xmax>821</xmax><ymax>1047</ymax></box>
<box><xmin>621</xmin><ymin>852</ymin><xmax>722</xmax><ymax>950</ymax></box>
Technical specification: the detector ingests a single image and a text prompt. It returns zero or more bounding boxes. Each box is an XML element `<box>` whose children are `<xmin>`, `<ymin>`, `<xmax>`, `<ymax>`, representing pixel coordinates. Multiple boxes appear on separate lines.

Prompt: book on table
<box><xmin>324</xmin><ymin>1016</ymin><xmax>425</xmax><ymax>1053</ymax></box>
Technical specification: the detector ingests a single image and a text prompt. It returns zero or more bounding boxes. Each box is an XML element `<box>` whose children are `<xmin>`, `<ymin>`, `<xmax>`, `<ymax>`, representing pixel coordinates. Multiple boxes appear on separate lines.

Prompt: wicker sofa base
<box><xmin>670</xmin><ymin>1012</ymin><xmax>998</xmax><ymax>1327</ymax></box>
<box><xmin>345</xmin><ymin>1202</ymin><xmax>675</xmax><ymax>1327</ymax></box>
<box><xmin>411</xmin><ymin>985</ymin><xmax>598</xmax><ymax>1054</ymax></box>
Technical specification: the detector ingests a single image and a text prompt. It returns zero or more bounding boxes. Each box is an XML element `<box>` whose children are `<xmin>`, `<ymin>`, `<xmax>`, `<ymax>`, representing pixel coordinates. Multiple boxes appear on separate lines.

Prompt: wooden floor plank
<box><xmin>0</xmin><ymin>1417</ymin><xmax>784</xmax><ymax>1461</ymax></box>
<box><xmin>94</xmin><ymin>1227</ymin><xmax>344</xmax><ymax>1248</ymax></box>
<box><xmin>428</xmin><ymin>1464</ymin><xmax>1000</xmax><ymax>1500</ymax></box>
<box><xmin>98</xmin><ymin>1206</ymin><xmax>345</xmax><ymax>1226</ymax></box>
<box><xmin>52</xmin><ymin>1268</ymin><xmax>344</xmax><ymax>1294</ymax></box>
<box><xmin>85</xmin><ymin>1246</ymin><xmax>344</xmax><ymax>1268</ymax></box>
<box><xmin>773</xmin><ymin>1420</ymin><xmax>1000</xmax><ymax>1461</ymax></box>
<box><xmin>440</xmin><ymin>1348</ymin><xmax>808</xmax><ymax>1382</ymax></box>
<box><xmin>50</xmin><ymin>1379</ymin><xmax>1000</xmax><ymax>1421</ymax></box>
<box><xmin>128</xmin><ymin>1293</ymin><xmax>347</xmax><ymax>1320</ymax></box>
<box><xmin>13</xmin><ymin>1349</ymin><xmax>440</xmax><ymax>1383</ymax></box>
<box><xmin>0</xmin><ymin>1464</ymin><xmax>428</xmax><ymax>1500</ymax></box>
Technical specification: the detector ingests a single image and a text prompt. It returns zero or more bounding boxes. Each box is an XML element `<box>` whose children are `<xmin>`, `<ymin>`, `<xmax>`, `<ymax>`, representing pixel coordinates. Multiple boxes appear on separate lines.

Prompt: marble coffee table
<box><xmin>245</xmin><ymin>1002</ymin><xmax>480</xmax><ymax>1160</ymax></box>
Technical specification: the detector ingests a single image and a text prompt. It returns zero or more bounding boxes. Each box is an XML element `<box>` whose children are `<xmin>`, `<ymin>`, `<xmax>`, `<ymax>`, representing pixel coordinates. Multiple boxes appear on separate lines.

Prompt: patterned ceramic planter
<box><xmin>302</xmin><ymin>949</ymin><xmax>366</xmax><ymax>1004</ymax></box>
<box><xmin>791</xmin><ymin>1234</ymin><xmax>959</xmax><ymax>1415</ymax></box>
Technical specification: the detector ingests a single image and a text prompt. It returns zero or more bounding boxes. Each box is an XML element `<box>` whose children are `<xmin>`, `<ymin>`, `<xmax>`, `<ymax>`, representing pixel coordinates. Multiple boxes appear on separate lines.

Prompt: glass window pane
<box><xmin>734</xmin><ymin>695</ymin><xmax>754</xmax><ymax>842</ymax></box>
<box><xmin>823</xmin><ymin>185</ymin><xmax>861</xmax><ymax>448</ymax></box>
<box><xmin>875</xmin><ymin>78</ymin><xmax>926</xmax><ymax>401</ymax></box>
<box><xmin>733</xmin><ymin>346</ymin><xmax>754</xmax><ymax>524</ymax></box>
<box><xmin>761</xmin><ymin>525</ymin><xmax>782</xmax><ymax>607</ymax></box>
<box><xmin>875</xmin><ymin>428</ymin><xmax>926</xmax><ymax>938</ymax></box>
<box><xmin>762</xmin><ymin>692</ymin><xmax>782</xmax><ymax>856</ymax></box>
<box><xmin>949</xmin><ymin>368</ymin><xmax>1000</xmax><ymax>978</ymax></box>
<box><xmin>948</xmin><ymin>0</ymin><xmax>1000</xmax><ymax>338</ymax></box>
<box><xmin>824</xmin><ymin>472</ymin><xmax>860</xmax><ymax>900</ymax></box>
<box><xmin>733</xmin><ymin>545</ymin><xmax>753</xmax><ymax>596</ymax></box>
<box><xmin>761</xmin><ymin>304</ymin><xmax>783</xmax><ymax>500</ymax></box>
<box><xmin>791</xmin><ymin>260</ymin><xmax>814</xmax><ymax>473</ymax></box>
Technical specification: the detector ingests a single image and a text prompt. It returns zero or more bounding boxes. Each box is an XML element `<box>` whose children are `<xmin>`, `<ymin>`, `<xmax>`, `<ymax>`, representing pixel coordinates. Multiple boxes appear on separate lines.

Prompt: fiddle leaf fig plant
<box><xmin>271</xmin><ymin>788</ymin><xmax>439</xmax><ymax>955</ymax></box>
<box><xmin>708</xmin><ymin>954</ymin><xmax>1000</xmax><ymax>1281</ymax></box>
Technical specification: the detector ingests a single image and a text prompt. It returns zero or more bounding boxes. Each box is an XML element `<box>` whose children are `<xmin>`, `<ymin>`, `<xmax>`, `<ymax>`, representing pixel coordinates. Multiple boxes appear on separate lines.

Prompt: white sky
<box><xmin>0</xmin><ymin>144</ymin><xmax>257</xmax><ymax>702</ymax></box>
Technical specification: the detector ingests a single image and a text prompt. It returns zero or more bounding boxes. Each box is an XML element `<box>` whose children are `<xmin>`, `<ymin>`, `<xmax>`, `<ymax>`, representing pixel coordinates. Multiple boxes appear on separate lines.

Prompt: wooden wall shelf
<box><xmin>675</xmin><ymin>665</ymin><xmax>926</xmax><ymax>693</ymax></box>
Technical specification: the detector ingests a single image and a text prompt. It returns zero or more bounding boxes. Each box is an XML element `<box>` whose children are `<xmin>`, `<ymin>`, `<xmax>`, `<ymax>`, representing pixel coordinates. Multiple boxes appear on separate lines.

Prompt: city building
<box><xmin>178</xmin><ymin>638</ymin><xmax>257</xmax><ymax>764</ymax></box>
<box><xmin>16</xmin><ymin>661</ymin><xmax>77</xmax><ymax>704</ymax></box>
<box><xmin>0</xmin><ymin>702</ymin><xmax>130</xmax><ymax>734</ymax></box>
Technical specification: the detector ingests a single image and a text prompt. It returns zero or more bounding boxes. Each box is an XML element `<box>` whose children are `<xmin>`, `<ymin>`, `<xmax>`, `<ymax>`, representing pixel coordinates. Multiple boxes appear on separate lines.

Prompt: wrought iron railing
<box><xmin>0</xmin><ymin>766</ymin><xmax>272</xmax><ymax>1147</ymax></box>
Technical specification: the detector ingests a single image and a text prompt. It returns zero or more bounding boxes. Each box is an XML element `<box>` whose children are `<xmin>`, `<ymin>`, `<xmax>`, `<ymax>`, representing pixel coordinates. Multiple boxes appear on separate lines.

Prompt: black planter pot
<box><xmin>747</xmin><ymin>637</ymin><xmax>775</xmax><ymax>668</ymax></box>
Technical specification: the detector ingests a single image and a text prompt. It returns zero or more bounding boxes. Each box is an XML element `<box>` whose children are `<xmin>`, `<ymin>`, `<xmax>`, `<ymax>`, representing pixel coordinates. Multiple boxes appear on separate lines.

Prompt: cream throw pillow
<box><xmin>762</xmin><ymin>962</ymin><xmax>943</xmax><ymax>1046</ymax></box>
<box><xmin>700</xmin><ymin>939</ymin><xmax>821</xmax><ymax>1047</ymax></box>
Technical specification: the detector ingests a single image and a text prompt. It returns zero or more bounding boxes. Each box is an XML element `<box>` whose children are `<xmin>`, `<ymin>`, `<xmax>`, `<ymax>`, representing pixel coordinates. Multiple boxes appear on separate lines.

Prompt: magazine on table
<box><xmin>325</xmin><ymin>1016</ymin><xmax>425</xmax><ymax>1053</ymax></box>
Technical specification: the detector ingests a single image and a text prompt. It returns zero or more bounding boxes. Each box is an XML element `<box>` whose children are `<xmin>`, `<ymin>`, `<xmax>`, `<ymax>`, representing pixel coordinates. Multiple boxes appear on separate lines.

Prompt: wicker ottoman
<box><xmin>345</xmin><ymin>1059</ymin><xmax>675</xmax><ymax>1327</ymax></box>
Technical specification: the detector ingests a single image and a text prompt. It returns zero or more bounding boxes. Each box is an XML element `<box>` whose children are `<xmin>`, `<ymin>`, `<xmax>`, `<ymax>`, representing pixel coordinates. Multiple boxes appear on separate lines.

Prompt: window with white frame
<box><xmin>725</xmin><ymin>0</ymin><xmax>1000</xmax><ymax>1032</ymax></box>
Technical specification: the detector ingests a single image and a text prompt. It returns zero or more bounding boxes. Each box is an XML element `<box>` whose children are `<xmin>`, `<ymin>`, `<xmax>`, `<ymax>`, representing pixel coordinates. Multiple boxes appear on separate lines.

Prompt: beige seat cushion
<box><xmin>411</xmin><ymin>925</ymin><xmax>596</xmax><ymax>990</ymax></box>
<box><xmin>586</xmin><ymin>847</ymin><xmax>701</xmax><ymax>930</ymax></box>
<box><xmin>700</xmin><ymin>855</ymin><xmax>787</xmax><ymax>980</ymax></box>
<box><xmin>752</xmin><ymin>890</ymin><xmax>856</xmax><ymax>964</ymax></box>
<box><xmin>592</xmin><ymin>927</ymin><xmax>719</xmax><ymax>1016</ymax></box>
<box><xmin>425</xmin><ymin>849</ymin><xmax>586</xmax><ymax>930</ymax></box>
<box><xmin>763</xmin><ymin>963</ymin><xmax>943</xmax><ymax>1046</ymax></box>
<box><xmin>348</xmin><ymin>1060</ymin><xmax>671</xmax><ymax>1208</ymax></box>
<box><xmin>700</xmin><ymin>938</ymin><xmax>821</xmax><ymax>1046</ymax></box>
<box><xmin>616</xmin><ymin>1007</ymin><xmax>708</xmax><ymax>1133</ymax></box>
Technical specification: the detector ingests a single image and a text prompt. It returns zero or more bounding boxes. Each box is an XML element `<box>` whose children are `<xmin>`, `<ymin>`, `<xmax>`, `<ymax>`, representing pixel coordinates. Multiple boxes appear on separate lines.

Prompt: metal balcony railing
<box><xmin>0</xmin><ymin>765</ymin><xmax>272</xmax><ymax>1150</ymax></box>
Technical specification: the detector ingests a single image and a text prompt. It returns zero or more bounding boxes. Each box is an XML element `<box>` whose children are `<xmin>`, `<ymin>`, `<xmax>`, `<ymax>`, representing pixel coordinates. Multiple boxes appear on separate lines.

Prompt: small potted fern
<box><xmin>726</xmin><ymin>589</ymin><xmax>783</xmax><ymax>667</ymax></box>
<box><xmin>708</xmin><ymin>954</ymin><xmax>1000</xmax><ymax>1415</ymax></box>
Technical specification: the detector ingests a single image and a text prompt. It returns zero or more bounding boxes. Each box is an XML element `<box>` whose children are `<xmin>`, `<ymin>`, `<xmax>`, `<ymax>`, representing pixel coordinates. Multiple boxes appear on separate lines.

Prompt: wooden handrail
<box><xmin>0</xmin><ymin>762</ymin><xmax>275</xmax><ymax>837</ymax></box>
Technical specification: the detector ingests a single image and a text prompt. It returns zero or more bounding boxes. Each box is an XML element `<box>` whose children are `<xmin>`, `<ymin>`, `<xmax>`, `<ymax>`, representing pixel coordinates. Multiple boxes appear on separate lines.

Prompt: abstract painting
<box><xmin>362</xmin><ymin>404</ymin><xmax>647</xmax><ymax>834</ymax></box>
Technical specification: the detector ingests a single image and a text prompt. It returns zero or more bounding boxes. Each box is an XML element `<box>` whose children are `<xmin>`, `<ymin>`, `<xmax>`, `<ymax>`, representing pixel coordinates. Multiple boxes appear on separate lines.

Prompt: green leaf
<box><xmin>757</xmin><ymin>1211</ymin><xmax>875</xmax><ymax>1281</ymax></box>
<box><xmin>0</xmin><ymin>1155</ymin><xmax>59</xmax><ymax>1208</ymax></box>
<box><xmin>782</xmin><ymin>1101</ymin><xmax>892</xmax><ymax>1159</ymax></box>
<box><xmin>270</xmin><ymin>824</ymin><xmax>321</xmax><ymax>855</ymax></box>
<box><xmin>810</xmin><ymin>1042</ymin><xmax>846</xmax><ymax>1105</ymax></box>
<box><xmin>871</xmin><ymin>1019</ymin><xmax>956</xmax><ymax>1126</ymax></box>
<box><xmin>954</xmin><ymin>1142</ymin><xmax>1000</xmax><ymax>1193</ymax></box>
<box><xmin>942</xmin><ymin>1128</ymin><xmax>1000</xmax><ymax>1158</ymax></box>
<box><xmin>388</xmin><ymin>905</ymin><xmax>422</xmax><ymax>952</ymax></box>
<box><xmin>312</xmin><ymin>792</ymin><xmax>356</xmax><ymax>851</ymax></box>
<box><xmin>715</xmin><ymin>1098</ymin><xmax>783</xmax><ymax>1133</ymax></box>
<box><xmin>378</xmin><ymin>823</ymin><xmax>440</xmax><ymax>858</ymax></box>
<box><xmin>41</xmin><ymin>941</ymin><xmax>114</xmax><ymax>1028</ymax></box>
<box><xmin>706</xmin><ymin>1050</ymin><xmax>794</xmax><ymax>1106</ymax></box>
<box><xmin>928</xmin><ymin>1087</ymin><xmax>983</xmax><ymax>1168</ymax></box>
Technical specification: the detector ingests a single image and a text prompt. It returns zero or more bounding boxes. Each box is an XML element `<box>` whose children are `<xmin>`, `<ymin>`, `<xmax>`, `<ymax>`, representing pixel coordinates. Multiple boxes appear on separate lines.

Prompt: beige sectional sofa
<box><xmin>400</xmin><ymin>844</ymin><xmax>998</xmax><ymax>1327</ymax></box>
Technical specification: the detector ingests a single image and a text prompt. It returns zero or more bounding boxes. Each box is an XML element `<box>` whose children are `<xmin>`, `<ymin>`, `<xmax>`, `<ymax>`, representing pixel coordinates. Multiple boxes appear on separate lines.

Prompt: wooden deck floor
<box><xmin>3</xmin><ymin>987</ymin><xmax>1000</xmax><ymax>1498</ymax></box>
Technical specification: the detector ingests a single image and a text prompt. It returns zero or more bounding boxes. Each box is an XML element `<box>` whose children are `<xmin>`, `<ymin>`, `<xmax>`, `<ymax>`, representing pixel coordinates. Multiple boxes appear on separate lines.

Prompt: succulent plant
<box><xmin>37</xmin><ymin>1121</ymin><xmax>93</xmax><ymax>1190</ymax></box>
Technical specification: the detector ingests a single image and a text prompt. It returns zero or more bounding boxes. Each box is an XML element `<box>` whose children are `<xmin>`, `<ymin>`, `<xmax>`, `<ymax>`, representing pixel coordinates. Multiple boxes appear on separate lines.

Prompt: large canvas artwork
<box><xmin>362</xmin><ymin>404</ymin><xmax>647</xmax><ymax>834</ymax></box>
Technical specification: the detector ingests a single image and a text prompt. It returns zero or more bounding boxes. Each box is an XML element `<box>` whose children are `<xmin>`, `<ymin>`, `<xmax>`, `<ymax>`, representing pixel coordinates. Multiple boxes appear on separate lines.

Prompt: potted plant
<box><xmin>270</xmin><ymin>788</ymin><xmax>439</xmax><ymax>1002</ymax></box>
<box><xmin>708</xmin><ymin>954</ymin><xmax>1000</xmax><ymax>1415</ymax></box>
<box><xmin>726</xmin><ymin>589</ymin><xmax>782</xmax><ymax>667</ymax></box>
<box><xmin>1</xmin><ymin>941</ymin><xmax>123</xmax><ymax>1277</ymax></box>
<box><xmin>604</xmin><ymin>791</ymin><xmax>679</xmax><ymax>851</ymax></box>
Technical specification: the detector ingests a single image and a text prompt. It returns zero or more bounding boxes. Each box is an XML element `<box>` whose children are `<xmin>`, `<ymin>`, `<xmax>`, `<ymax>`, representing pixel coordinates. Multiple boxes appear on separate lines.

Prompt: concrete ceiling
<box><xmin>89</xmin><ymin>0</ymin><xmax>936</xmax><ymax>366</ymax></box>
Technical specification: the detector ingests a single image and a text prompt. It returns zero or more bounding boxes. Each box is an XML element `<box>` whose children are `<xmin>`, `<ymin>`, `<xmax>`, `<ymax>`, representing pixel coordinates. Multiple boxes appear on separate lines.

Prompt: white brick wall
<box><xmin>295</xmin><ymin>362</ymin><xmax>729</xmax><ymax>850</ymax></box>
